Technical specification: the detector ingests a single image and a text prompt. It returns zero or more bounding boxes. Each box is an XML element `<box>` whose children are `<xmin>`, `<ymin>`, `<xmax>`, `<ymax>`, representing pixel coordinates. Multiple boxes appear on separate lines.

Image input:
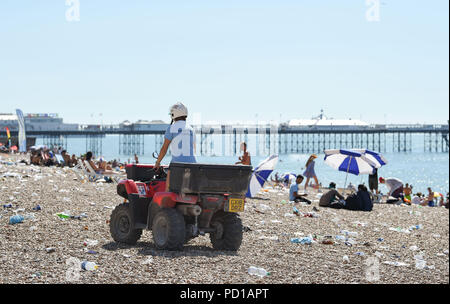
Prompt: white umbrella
<box><xmin>324</xmin><ymin>149</ymin><xmax>377</xmax><ymax>189</ymax></box>
<box><xmin>246</xmin><ymin>155</ymin><xmax>279</xmax><ymax>198</ymax></box>
<box><xmin>353</xmin><ymin>149</ymin><xmax>388</xmax><ymax>168</ymax></box>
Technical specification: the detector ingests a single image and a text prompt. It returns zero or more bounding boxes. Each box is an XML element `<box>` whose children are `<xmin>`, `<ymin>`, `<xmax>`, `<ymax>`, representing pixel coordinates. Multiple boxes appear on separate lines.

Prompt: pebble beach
<box><xmin>0</xmin><ymin>154</ymin><xmax>448</xmax><ymax>284</ymax></box>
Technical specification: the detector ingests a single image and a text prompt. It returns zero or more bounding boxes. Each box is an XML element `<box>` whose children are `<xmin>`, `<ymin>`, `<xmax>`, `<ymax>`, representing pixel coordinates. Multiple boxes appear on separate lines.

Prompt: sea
<box><xmin>35</xmin><ymin>134</ymin><xmax>449</xmax><ymax>195</ymax></box>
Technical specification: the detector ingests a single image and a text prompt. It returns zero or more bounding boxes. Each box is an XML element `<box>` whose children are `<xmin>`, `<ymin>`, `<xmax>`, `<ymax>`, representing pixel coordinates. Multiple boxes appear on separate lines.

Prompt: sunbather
<box><xmin>289</xmin><ymin>175</ymin><xmax>312</xmax><ymax>204</ymax></box>
<box><xmin>319</xmin><ymin>182</ymin><xmax>345</xmax><ymax>208</ymax></box>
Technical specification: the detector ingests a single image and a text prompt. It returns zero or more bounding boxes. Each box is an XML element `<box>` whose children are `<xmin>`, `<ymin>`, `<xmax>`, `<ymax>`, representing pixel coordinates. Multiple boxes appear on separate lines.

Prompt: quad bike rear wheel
<box><xmin>152</xmin><ymin>208</ymin><xmax>186</xmax><ymax>251</ymax></box>
<box><xmin>209</xmin><ymin>211</ymin><xmax>243</xmax><ymax>251</ymax></box>
<box><xmin>110</xmin><ymin>203</ymin><xmax>143</xmax><ymax>245</ymax></box>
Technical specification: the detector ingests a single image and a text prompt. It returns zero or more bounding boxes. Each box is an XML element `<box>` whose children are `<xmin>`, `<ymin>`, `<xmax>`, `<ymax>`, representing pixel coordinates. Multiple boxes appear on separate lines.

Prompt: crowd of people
<box><xmin>269</xmin><ymin>153</ymin><xmax>449</xmax><ymax>211</ymax></box>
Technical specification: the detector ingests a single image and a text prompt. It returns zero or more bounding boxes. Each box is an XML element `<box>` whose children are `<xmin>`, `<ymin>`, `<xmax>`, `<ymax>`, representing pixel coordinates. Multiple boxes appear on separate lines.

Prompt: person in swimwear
<box><xmin>235</xmin><ymin>142</ymin><xmax>251</xmax><ymax>166</ymax></box>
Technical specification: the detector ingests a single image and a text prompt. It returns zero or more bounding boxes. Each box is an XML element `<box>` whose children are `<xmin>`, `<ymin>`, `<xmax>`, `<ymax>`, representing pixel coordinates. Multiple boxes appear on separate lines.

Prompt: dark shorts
<box><xmin>369</xmin><ymin>178</ymin><xmax>378</xmax><ymax>191</ymax></box>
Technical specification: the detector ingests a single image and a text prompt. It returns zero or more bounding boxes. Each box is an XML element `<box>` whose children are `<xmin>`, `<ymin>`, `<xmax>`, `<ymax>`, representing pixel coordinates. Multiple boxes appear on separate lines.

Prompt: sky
<box><xmin>0</xmin><ymin>0</ymin><xmax>448</xmax><ymax>125</ymax></box>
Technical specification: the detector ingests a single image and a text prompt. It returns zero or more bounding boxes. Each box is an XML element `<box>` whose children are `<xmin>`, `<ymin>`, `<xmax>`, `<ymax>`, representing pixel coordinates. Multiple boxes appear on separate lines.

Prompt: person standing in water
<box><xmin>154</xmin><ymin>102</ymin><xmax>197</xmax><ymax>191</ymax></box>
<box><xmin>235</xmin><ymin>142</ymin><xmax>251</xmax><ymax>166</ymax></box>
<box><xmin>303</xmin><ymin>154</ymin><xmax>319</xmax><ymax>191</ymax></box>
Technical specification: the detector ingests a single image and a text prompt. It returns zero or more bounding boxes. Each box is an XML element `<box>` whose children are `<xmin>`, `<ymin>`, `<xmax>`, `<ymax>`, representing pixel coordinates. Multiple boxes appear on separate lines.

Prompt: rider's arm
<box><xmin>155</xmin><ymin>139</ymin><xmax>171</xmax><ymax>169</ymax></box>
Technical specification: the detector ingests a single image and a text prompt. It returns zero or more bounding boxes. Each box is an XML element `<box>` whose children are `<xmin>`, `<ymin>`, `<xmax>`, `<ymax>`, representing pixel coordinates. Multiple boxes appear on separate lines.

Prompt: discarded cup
<box><xmin>81</xmin><ymin>261</ymin><xmax>98</xmax><ymax>271</ymax></box>
<box><xmin>248</xmin><ymin>266</ymin><xmax>270</xmax><ymax>277</ymax></box>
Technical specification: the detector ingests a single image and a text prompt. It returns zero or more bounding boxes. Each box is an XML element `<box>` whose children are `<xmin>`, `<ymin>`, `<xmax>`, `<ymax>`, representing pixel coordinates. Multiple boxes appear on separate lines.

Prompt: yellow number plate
<box><xmin>227</xmin><ymin>198</ymin><xmax>245</xmax><ymax>213</ymax></box>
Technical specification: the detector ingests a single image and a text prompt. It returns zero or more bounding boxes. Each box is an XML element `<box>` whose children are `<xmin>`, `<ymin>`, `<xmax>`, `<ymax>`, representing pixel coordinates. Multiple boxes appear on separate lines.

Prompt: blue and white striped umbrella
<box><xmin>353</xmin><ymin>149</ymin><xmax>388</xmax><ymax>168</ymax></box>
<box><xmin>324</xmin><ymin>149</ymin><xmax>377</xmax><ymax>175</ymax></box>
<box><xmin>282</xmin><ymin>173</ymin><xmax>297</xmax><ymax>182</ymax></box>
<box><xmin>246</xmin><ymin>154</ymin><xmax>279</xmax><ymax>198</ymax></box>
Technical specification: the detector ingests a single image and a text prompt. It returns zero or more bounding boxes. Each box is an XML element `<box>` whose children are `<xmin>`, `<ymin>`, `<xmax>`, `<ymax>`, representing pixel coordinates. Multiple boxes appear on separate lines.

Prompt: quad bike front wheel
<box><xmin>152</xmin><ymin>208</ymin><xmax>186</xmax><ymax>251</ymax></box>
<box><xmin>110</xmin><ymin>204</ymin><xmax>143</xmax><ymax>245</ymax></box>
<box><xmin>209</xmin><ymin>211</ymin><xmax>243</xmax><ymax>251</ymax></box>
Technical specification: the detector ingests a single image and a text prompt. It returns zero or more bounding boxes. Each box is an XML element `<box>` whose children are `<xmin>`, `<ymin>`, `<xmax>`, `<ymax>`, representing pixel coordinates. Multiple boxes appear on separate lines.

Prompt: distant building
<box><xmin>120</xmin><ymin>119</ymin><xmax>169</xmax><ymax>131</ymax></box>
<box><xmin>284</xmin><ymin>110</ymin><xmax>370</xmax><ymax>131</ymax></box>
<box><xmin>0</xmin><ymin>113</ymin><xmax>79</xmax><ymax>131</ymax></box>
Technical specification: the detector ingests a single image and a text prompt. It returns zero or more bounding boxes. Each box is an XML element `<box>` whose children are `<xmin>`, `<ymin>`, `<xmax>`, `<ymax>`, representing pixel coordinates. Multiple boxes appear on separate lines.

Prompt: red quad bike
<box><xmin>110</xmin><ymin>162</ymin><xmax>253</xmax><ymax>251</ymax></box>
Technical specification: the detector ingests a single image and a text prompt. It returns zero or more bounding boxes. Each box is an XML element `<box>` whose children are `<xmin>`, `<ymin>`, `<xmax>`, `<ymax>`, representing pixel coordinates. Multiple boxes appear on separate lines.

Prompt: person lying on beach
<box><xmin>235</xmin><ymin>142</ymin><xmax>251</xmax><ymax>166</ymax></box>
<box><xmin>289</xmin><ymin>175</ymin><xmax>311</xmax><ymax>204</ymax></box>
<box><xmin>85</xmin><ymin>151</ymin><xmax>113</xmax><ymax>174</ymax></box>
<box><xmin>270</xmin><ymin>172</ymin><xmax>283</xmax><ymax>188</ymax></box>
<box><xmin>319</xmin><ymin>182</ymin><xmax>346</xmax><ymax>208</ymax></box>
<box><xmin>61</xmin><ymin>150</ymin><xmax>71</xmax><ymax>167</ymax></box>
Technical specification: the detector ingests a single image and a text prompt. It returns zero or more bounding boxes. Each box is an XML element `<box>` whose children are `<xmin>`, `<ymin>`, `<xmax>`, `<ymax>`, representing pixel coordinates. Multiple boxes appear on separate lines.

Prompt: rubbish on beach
<box><xmin>344</xmin><ymin>239</ymin><xmax>357</xmax><ymax>247</ymax></box>
<box><xmin>377</xmin><ymin>238</ymin><xmax>384</xmax><ymax>242</ymax></box>
<box><xmin>56</xmin><ymin>212</ymin><xmax>71</xmax><ymax>220</ymax></box>
<box><xmin>87</xmin><ymin>250</ymin><xmax>98</xmax><ymax>254</ymax></box>
<box><xmin>142</xmin><ymin>257</ymin><xmax>154</xmax><ymax>265</ymax></box>
<box><xmin>321</xmin><ymin>239</ymin><xmax>334</xmax><ymax>245</ymax></box>
<box><xmin>383</xmin><ymin>261</ymin><xmax>410</xmax><ymax>267</ymax></box>
<box><xmin>248</xmin><ymin>266</ymin><xmax>270</xmax><ymax>277</ymax></box>
<box><xmin>341</xmin><ymin>230</ymin><xmax>358</xmax><ymax>237</ymax></box>
<box><xmin>257</xmin><ymin>204</ymin><xmax>271</xmax><ymax>213</ymax></box>
<box><xmin>29</xmin><ymin>226</ymin><xmax>38</xmax><ymax>231</ymax></box>
<box><xmin>271</xmin><ymin>220</ymin><xmax>282</xmax><ymax>224</ymax></box>
<box><xmin>343</xmin><ymin>255</ymin><xmax>350</xmax><ymax>263</ymax></box>
<box><xmin>259</xmin><ymin>235</ymin><xmax>279</xmax><ymax>241</ymax></box>
<box><xmin>83</xmin><ymin>239</ymin><xmax>99</xmax><ymax>247</ymax></box>
<box><xmin>284</xmin><ymin>213</ymin><xmax>295</xmax><ymax>217</ymax></box>
<box><xmin>9</xmin><ymin>215</ymin><xmax>24</xmax><ymax>225</ymax></box>
<box><xmin>291</xmin><ymin>237</ymin><xmax>313</xmax><ymax>245</ymax></box>
<box><xmin>81</xmin><ymin>261</ymin><xmax>98</xmax><ymax>271</ymax></box>
<box><xmin>389</xmin><ymin>227</ymin><xmax>410</xmax><ymax>234</ymax></box>
<box><xmin>409</xmin><ymin>246</ymin><xmax>419</xmax><ymax>251</ymax></box>
<box><xmin>352</xmin><ymin>221</ymin><xmax>367</xmax><ymax>227</ymax></box>
<box><xmin>280</xmin><ymin>200</ymin><xmax>287</xmax><ymax>205</ymax></box>
<box><xmin>355</xmin><ymin>252</ymin><xmax>365</xmax><ymax>256</ymax></box>
<box><xmin>3</xmin><ymin>203</ymin><xmax>13</xmax><ymax>208</ymax></box>
<box><xmin>408</xmin><ymin>224</ymin><xmax>423</xmax><ymax>231</ymax></box>
<box><xmin>45</xmin><ymin>247</ymin><xmax>56</xmax><ymax>253</ymax></box>
<box><xmin>32</xmin><ymin>205</ymin><xmax>41</xmax><ymax>211</ymax></box>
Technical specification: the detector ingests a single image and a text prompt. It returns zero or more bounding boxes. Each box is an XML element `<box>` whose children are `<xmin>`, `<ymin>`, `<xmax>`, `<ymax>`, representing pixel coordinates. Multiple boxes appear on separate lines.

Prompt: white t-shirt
<box><xmin>411</xmin><ymin>196</ymin><xmax>421</xmax><ymax>205</ymax></box>
<box><xmin>385</xmin><ymin>178</ymin><xmax>403</xmax><ymax>195</ymax></box>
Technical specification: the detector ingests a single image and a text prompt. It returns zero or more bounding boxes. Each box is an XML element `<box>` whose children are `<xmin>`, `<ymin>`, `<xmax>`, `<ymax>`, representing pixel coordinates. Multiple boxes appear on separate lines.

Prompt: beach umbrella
<box><xmin>353</xmin><ymin>149</ymin><xmax>388</xmax><ymax>168</ymax></box>
<box><xmin>324</xmin><ymin>149</ymin><xmax>377</xmax><ymax>189</ymax></box>
<box><xmin>282</xmin><ymin>173</ymin><xmax>297</xmax><ymax>185</ymax></box>
<box><xmin>246</xmin><ymin>154</ymin><xmax>279</xmax><ymax>198</ymax></box>
<box><xmin>434</xmin><ymin>192</ymin><xmax>443</xmax><ymax>198</ymax></box>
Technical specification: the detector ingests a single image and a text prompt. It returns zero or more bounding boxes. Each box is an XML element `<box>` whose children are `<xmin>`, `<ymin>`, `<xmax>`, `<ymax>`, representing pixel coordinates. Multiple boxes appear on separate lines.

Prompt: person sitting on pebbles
<box><xmin>289</xmin><ymin>175</ymin><xmax>311</xmax><ymax>204</ymax></box>
<box><xmin>319</xmin><ymin>182</ymin><xmax>346</xmax><ymax>208</ymax></box>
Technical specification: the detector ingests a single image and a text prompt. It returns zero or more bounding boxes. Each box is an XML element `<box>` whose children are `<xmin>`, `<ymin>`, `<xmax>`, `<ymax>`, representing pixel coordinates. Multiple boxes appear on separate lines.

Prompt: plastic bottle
<box><xmin>81</xmin><ymin>261</ymin><xmax>98</xmax><ymax>271</ymax></box>
<box><xmin>248</xmin><ymin>266</ymin><xmax>270</xmax><ymax>277</ymax></box>
<box><xmin>9</xmin><ymin>215</ymin><xmax>24</xmax><ymax>225</ymax></box>
<box><xmin>56</xmin><ymin>213</ymin><xmax>70</xmax><ymax>219</ymax></box>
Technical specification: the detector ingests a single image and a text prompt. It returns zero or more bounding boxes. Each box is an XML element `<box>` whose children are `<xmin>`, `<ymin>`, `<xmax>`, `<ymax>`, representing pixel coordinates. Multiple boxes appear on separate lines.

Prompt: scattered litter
<box><xmin>9</xmin><ymin>215</ymin><xmax>24</xmax><ymax>225</ymax></box>
<box><xmin>291</xmin><ymin>236</ymin><xmax>313</xmax><ymax>245</ymax></box>
<box><xmin>142</xmin><ymin>257</ymin><xmax>154</xmax><ymax>265</ymax></box>
<box><xmin>248</xmin><ymin>266</ymin><xmax>270</xmax><ymax>277</ymax></box>
<box><xmin>383</xmin><ymin>261</ymin><xmax>410</xmax><ymax>267</ymax></box>
<box><xmin>343</xmin><ymin>255</ymin><xmax>350</xmax><ymax>264</ymax></box>
<box><xmin>81</xmin><ymin>261</ymin><xmax>98</xmax><ymax>271</ymax></box>
<box><xmin>45</xmin><ymin>247</ymin><xmax>56</xmax><ymax>253</ymax></box>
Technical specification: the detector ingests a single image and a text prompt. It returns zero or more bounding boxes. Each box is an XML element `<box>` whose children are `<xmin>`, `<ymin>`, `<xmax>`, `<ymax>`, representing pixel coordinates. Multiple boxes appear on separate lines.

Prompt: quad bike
<box><xmin>110</xmin><ymin>161</ymin><xmax>253</xmax><ymax>251</ymax></box>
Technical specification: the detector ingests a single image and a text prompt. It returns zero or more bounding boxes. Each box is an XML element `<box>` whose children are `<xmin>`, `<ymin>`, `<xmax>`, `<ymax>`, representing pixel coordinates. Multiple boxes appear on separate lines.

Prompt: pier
<box><xmin>8</xmin><ymin>123</ymin><xmax>449</xmax><ymax>156</ymax></box>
